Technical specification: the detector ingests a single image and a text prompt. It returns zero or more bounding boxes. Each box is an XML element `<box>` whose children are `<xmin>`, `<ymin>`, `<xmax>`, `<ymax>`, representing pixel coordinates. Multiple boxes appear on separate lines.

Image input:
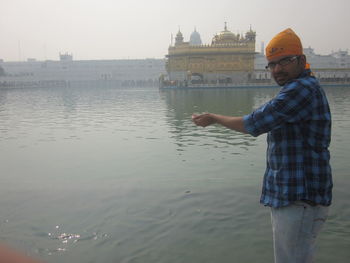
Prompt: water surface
<box><xmin>0</xmin><ymin>85</ymin><xmax>349</xmax><ymax>262</ymax></box>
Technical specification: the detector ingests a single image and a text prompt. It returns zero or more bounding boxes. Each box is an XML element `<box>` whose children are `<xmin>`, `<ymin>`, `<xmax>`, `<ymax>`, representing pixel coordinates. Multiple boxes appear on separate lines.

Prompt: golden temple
<box><xmin>165</xmin><ymin>23</ymin><xmax>256</xmax><ymax>84</ymax></box>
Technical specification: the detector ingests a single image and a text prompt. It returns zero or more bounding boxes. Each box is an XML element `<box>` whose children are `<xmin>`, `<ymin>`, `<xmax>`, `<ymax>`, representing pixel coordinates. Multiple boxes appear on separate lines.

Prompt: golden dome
<box><xmin>219</xmin><ymin>29</ymin><xmax>235</xmax><ymax>39</ymax></box>
<box><xmin>212</xmin><ymin>22</ymin><xmax>238</xmax><ymax>44</ymax></box>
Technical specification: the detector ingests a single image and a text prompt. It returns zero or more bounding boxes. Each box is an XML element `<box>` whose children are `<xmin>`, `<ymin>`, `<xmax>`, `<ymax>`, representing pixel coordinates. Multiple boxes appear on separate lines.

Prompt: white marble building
<box><xmin>1</xmin><ymin>47</ymin><xmax>349</xmax><ymax>87</ymax></box>
<box><xmin>253</xmin><ymin>48</ymin><xmax>350</xmax><ymax>81</ymax></box>
<box><xmin>0</xmin><ymin>56</ymin><xmax>166</xmax><ymax>87</ymax></box>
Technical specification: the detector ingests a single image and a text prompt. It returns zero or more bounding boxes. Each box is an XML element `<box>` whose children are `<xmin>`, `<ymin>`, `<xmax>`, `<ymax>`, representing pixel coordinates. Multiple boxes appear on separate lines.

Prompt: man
<box><xmin>192</xmin><ymin>28</ymin><xmax>332</xmax><ymax>263</ymax></box>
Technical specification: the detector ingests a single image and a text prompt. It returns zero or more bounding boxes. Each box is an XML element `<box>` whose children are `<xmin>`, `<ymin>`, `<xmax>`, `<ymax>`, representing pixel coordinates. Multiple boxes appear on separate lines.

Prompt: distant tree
<box><xmin>0</xmin><ymin>66</ymin><xmax>5</xmax><ymax>76</ymax></box>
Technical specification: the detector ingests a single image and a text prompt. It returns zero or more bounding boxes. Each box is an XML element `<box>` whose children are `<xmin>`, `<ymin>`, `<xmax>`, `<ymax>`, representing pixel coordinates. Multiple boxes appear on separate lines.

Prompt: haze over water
<box><xmin>0</xmin><ymin>85</ymin><xmax>349</xmax><ymax>262</ymax></box>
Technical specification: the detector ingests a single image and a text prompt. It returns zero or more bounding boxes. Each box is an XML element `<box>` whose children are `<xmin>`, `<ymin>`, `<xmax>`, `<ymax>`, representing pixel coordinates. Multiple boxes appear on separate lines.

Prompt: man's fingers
<box><xmin>192</xmin><ymin>113</ymin><xmax>213</xmax><ymax>127</ymax></box>
<box><xmin>192</xmin><ymin>114</ymin><xmax>201</xmax><ymax>119</ymax></box>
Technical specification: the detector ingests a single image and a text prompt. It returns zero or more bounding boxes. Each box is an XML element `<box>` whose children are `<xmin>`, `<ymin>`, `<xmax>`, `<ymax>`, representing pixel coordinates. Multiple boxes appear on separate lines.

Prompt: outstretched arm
<box><xmin>192</xmin><ymin>113</ymin><xmax>247</xmax><ymax>134</ymax></box>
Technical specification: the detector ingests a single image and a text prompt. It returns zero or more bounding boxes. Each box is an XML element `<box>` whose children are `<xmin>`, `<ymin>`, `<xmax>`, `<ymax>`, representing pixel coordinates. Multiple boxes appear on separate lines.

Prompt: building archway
<box><xmin>190</xmin><ymin>73</ymin><xmax>204</xmax><ymax>84</ymax></box>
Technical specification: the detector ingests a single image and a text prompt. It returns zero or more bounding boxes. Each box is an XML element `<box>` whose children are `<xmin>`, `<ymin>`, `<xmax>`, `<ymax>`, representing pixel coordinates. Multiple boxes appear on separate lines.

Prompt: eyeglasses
<box><xmin>265</xmin><ymin>56</ymin><xmax>300</xmax><ymax>70</ymax></box>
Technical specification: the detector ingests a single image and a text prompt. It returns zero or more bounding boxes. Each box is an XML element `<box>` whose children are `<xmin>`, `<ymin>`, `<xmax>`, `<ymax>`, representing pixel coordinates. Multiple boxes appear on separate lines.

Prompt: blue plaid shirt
<box><xmin>243</xmin><ymin>69</ymin><xmax>332</xmax><ymax>208</ymax></box>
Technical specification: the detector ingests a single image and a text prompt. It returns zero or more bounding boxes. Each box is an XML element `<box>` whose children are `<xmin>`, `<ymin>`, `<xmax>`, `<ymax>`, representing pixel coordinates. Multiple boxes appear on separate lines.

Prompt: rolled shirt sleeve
<box><xmin>243</xmin><ymin>80</ymin><xmax>313</xmax><ymax>137</ymax></box>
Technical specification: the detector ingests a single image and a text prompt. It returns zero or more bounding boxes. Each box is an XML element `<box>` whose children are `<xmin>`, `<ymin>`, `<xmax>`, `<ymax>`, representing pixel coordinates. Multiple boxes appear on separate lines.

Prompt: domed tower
<box><xmin>245</xmin><ymin>25</ymin><xmax>256</xmax><ymax>42</ymax></box>
<box><xmin>175</xmin><ymin>30</ymin><xmax>184</xmax><ymax>45</ymax></box>
<box><xmin>189</xmin><ymin>27</ymin><xmax>202</xmax><ymax>45</ymax></box>
<box><xmin>212</xmin><ymin>22</ymin><xmax>238</xmax><ymax>45</ymax></box>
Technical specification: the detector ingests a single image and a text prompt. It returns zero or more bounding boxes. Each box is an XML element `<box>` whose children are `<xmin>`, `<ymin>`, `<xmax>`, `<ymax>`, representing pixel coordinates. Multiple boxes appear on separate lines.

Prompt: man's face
<box><xmin>266</xmin><ymin>55</ymin><xmax>306</xmax><ymax>86</ymax></box>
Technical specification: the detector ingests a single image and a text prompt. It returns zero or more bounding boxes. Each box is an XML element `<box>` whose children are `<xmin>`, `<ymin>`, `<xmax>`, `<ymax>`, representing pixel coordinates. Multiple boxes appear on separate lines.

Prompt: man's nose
<box><xmin>272</xmin><ymin>63</ymin><xmax>283</xmax><ymax>73</ymax></box>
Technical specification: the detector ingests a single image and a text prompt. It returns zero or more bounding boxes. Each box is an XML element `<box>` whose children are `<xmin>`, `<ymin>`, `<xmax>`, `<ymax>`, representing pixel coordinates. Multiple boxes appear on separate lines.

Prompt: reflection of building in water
<box><xmin>165</xmin><ymin>23</ymin><xmax>256</xmax><ymax>84</ymax></box>
<box><xmin>163</xmin><ymin>89</ymin><xmax>249</xmax><ymax>119</ymax></box>
<box><xmin>160</xmin><ymin>88</ymin><xmax>267</xmax><ymax>153</ymax></box>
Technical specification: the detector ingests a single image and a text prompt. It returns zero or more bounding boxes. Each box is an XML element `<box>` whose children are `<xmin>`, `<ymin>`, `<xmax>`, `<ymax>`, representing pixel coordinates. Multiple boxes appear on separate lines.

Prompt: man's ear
<box><xmin>299</xmin><ymin>55</ymin><xmax>306</xmax><ymax>68</ymax></box>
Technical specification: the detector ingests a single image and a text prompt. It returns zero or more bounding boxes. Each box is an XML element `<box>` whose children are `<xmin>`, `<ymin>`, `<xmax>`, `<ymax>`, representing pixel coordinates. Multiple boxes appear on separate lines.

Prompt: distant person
<box><xmin>192</xmin><ymin>28</ymin><xmax>332</xmax><ymax>263</ymax></box>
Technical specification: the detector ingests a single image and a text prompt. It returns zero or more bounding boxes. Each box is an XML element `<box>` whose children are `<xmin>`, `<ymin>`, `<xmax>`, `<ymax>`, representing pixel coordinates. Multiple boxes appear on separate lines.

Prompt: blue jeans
<box><xmin>270</xmin><ymin>201</ymin><xmax>329</xmax><ymax>263</ymax></box>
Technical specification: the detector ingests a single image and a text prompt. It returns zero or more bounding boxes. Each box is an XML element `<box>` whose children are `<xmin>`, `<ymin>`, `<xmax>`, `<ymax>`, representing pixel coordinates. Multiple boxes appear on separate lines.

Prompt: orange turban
<box><xmin>266</xmin><ymin>28</ymin><xmax>303</xmax><ymax>60</ymax></box>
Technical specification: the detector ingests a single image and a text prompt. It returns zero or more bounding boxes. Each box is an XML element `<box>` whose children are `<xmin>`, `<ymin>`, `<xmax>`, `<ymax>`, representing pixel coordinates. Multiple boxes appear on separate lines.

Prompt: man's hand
<box><xmin>192</xmin><ymin>113</ymin><xmax>247</xmax><ymax>133</ymax></box>
<box><xmin>192</xmin><ymin>113</ymin><xmax>216</xmax><ymax>127</ymax></box>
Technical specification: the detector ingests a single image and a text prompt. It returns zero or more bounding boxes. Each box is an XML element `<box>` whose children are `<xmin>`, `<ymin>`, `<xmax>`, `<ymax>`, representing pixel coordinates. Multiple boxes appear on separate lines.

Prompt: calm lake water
<box><xmin>0</xmin><ymin>85</ymin><xmax>349</xmax><ymax>263</ymax></box>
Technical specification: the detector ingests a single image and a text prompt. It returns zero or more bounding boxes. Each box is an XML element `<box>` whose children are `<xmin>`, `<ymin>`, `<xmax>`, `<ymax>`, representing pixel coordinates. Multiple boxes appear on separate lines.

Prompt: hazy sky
<box><xmin>1</xmin><ymin>0</ymin><xmax>349</xmax><ymax>61</ymax></box>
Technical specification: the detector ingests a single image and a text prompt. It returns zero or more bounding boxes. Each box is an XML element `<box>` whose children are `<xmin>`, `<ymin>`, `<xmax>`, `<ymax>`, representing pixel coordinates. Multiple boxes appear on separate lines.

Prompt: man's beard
<box><xmin>273</xmin><ymin>72</ymin><xmax>289</xmax><ymax>86</ymax></box>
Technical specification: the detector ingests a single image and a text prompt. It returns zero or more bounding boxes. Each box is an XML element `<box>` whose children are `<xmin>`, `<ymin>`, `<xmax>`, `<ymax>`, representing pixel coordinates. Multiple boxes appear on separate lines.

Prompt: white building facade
<box><xmin>1</xmin><ymin>47</ymin><xmax>350</xmax><ymax>88</ymax></box>
<box><xmin>254</xmin><ymin>48</ymin><xmax>350</xmax><ymax>82</ymax></box>
<box><xmin>0</xmin><ymin>57</ymin><xmax>166</xmax><ymax>87</ymax></box>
